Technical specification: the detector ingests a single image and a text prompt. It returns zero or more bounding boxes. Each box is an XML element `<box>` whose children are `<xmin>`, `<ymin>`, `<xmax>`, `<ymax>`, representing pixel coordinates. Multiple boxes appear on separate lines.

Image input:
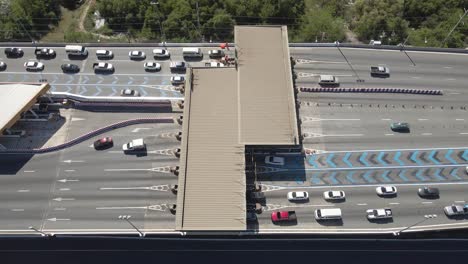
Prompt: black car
<box><xmin>418</xmin><ymin>187</ymin><xmax>440</xmax><ymax>198</ymax></box>
<box><xmin>61</xmin><ymin>63</ymin><xmax>80</xmax><ymax>73</ymax></box>
<box><xmin>170</xmin><ymin>61</ymin><xmax>186</xmax><ymax>71</ymax></box>
<box><xmin>93</xmin><ymin>137</ymin><xmax>113</xmax><ymax>150</ymax></box>
<box><xmin>0</xmin><ymin>61</ymin><xmax>6</xmax><ymax>71</ymax></box>
<box><xmin>35</xmin><ymin>48</ymin><xmax>56</xmax><ymax>58</ymax></box>
<box><xmin>4</xmin><ymin>47</ymin><xmax>24</xmax><ymax>58</ymax></box>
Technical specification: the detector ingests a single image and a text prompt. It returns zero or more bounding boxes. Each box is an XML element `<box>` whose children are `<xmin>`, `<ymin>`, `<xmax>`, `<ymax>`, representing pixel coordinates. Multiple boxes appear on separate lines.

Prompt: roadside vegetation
<box><xmin>0</xmin><ymin>0</ymin><xmax>466</xmax><ymax>47</ymax></box>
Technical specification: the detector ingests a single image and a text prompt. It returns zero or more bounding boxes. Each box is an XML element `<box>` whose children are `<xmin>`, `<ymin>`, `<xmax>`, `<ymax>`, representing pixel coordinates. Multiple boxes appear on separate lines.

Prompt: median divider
<box><xmin>299</xmin><ymin>87</ymin><xmax>443</xmax><ymax>95</ymax></box>
<box><xmin>0</xmin><ymin>118</ymin><xmax>174</xmax><ymax>154</ymax></box>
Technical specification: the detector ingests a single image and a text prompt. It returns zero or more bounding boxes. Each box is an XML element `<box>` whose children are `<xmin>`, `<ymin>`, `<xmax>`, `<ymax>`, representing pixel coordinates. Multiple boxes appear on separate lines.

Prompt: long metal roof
<box><xmin>0</xmin><ymin>83</ymin><xmax>49</xmax><ymax>134</ymax></box>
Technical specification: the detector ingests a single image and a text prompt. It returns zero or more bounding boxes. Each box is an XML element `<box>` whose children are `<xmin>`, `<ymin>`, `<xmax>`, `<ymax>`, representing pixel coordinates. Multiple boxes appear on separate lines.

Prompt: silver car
<box><xmin>444</xmin><ymin>204</ymin><xmax>465</xmax><ymax>217</ymax></box>
<box><xmin>376</xmin><ymin>186</ymin><xmax>397</xmax><ymax>196</ymax></box>
<box><xmin>129</xmin><ymin>50</ymin><xmax>146</xmax><ymax>60</ymax></box>
<box><xmin>144</xmin><ymin>61</ymin><xmax>161</xmax><ymax>71</ymax></box>
<box><xmin>120</xmin><ymin>89</ymin><xmax>140</xmax><ymax>97</ymax></box>
<box><xmin>323</xmin><ymin>190</ymin><xmax>345</xmax><ymax>200</ymax></box>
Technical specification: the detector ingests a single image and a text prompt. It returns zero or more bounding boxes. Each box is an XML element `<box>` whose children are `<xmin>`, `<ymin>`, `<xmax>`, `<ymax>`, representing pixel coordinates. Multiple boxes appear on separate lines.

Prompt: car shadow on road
<box><xmin>316</xmin><ymin>219</ymin><xmax>344</xmax><ymax>226</ymax></box>
<box><xmin>368</xmin><ymin>218</ymin><xmax>394</xmax><ymax>224</ymax></box>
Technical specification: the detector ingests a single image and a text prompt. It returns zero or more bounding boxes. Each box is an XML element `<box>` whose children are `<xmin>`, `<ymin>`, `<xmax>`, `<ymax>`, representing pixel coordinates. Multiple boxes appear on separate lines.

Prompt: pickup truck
<box><xmin>122</xmin><ymin>138</ymin><xmax>146</xmax><ymax>152</ymax></box>
<box><xmin>271</xmin><ymin>211</ymin><xmax>297</xmax><ymax>223</ymax></box>
<box><xmin>370</xmin><ymin>66</ymin><xmax>390</xmax><ymax>77</ymax></box>
<box><xmin>205</xmin><ymin>61</ymin><xmax>225</xmax><ymax>67</ymax></box>
<box><xmin>93</xmin><ymin>62</ymin><xmax>114</xmax><ymax>72</ymax></box>
<box><xmin>366</xmin><ymin>208</ymin><xmax>392</xmax><ymax>220</ymax></box>
<box><xmin>35</xmin><ymin>48</ymin><xmax>56</xmax><ymax>58</ymax></box>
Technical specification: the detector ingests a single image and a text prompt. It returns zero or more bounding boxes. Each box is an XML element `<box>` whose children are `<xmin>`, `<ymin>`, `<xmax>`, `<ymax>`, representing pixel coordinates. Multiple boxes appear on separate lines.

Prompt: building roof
<box><xmin>176</xmin><ymin>68</ymin><xmax>246</xmax><ymax>231</ymax></box>
<box><xmin>235</xmin><ymin>25</ymin><xmax>299</xmax><ymax>145</ymax></box>
<box><xmin>0</xmin><ymin>83</ymin><xmax>49</xmax><ymax>134</ymax></box>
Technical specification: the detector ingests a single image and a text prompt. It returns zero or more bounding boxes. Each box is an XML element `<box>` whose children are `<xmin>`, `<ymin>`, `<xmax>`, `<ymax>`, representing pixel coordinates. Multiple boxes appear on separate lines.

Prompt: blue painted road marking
<box><xmin>450</xmin><ymin>168</ymin><xmax>461</xmax><ymax>180</ymax></box>
<box><xmin>93</xmin><ymin>86</ymin><xmax>102</xmax><ymax>96</ymax></box>
<box><xmin>359</xmin><ymin>152</ymin><xmax>371</xmax><ymax>167</ymax></box>
<box><xmin>394</xmin><ymin>151</ymin><xmax>404</xmax><ymax>166</ymax></box>
<box><xmin>398</xmin><ymin>170</ymin><xmax>409</xmax><ymax>181</ymax></box>
<box><xmin>415</xmin><ymin>169</ymin><xmax>427</xmax><ymax>181</ymax></box>
<box><xmin>410</xmin><ymin>151</ymin><xmax>423</xmax><ymax>165</ymax></box>
<box><xmin>433</xmin><ymin>168</ymin><xmax>445</xmax><ymax>181</ymax></box>
<box><xmin>462</xmin><ymin>150</ymin><xmax>468</xmax><ymax>161</ymax></box>
<box><xmin>82</xmin><ymin>76</ymin><xmax>89</xmax><ymax>84</ymax></box>
<box><xmin>328</xmin><ymin>172</ymin><xmax>338</xmax><ymax>184</ymax></box>
<box><xmin>428</xmin><ymin>150</ymin><xmax>440</xmax><ymax>165</ymax></box>
<box><xmin>326</xmin><ymin>154</ymin><xmax>336</xmax><ymax>168</ymax></box>
<box><xmin>346</xmin><ymin>171</ymin><xmax>356</xmax><ymax>183</ymax></box>
<box><xmin>311</xmin><ymin>172</ymin><xmax>322</xmax><ymax>184</ymax></box>
<box><xmin>112</xmin><ymin>76</ymin><xmax>118</xmax><ymax>85</ymax></box>
<box><xmin>308</xmin><ymin>155</ymin><xmax>318</xmax><ymax>168</ymax></box>
<box><xmin>110</xmin><ymin>87</ymin><xmax>117</xmax><ymax>96</ymax></box>
<box><xmin>377</xmin><ymin>152</ymin><xmax>388</xmax><ymax>166</ymax></box>
<box><xmin>363</xmin><ymin>171</ymin><xmax>375</xmax><ymax>183</ymax></box>
<box><xmin>78</xmin><ymin>86</ymin><xmax>87</xmax><ymax>95</ymax></box>
<box><xmin>343</xmin><ymin>153</ymin><xmax>353</xmax><ymax>167</ymax></box>
<box><xmin>140</xmin><ymin>87</ymin><xmax>148</xmax><ymax>97</ymax></box>
<box><xmin>380</xmin><ymin>170</ymin><xmax>391</xmax><ymax>182</ymax></box>
<box><xmin>445</xmin><ymin>149</ymin><xmax>458</xmax><ymax>164</ymax></box>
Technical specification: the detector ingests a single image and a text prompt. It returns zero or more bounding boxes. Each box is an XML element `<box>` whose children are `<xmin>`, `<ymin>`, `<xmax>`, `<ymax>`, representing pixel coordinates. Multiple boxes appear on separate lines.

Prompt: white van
<box><xmin>319</xmin><ymin>75</ymin><xmax>339</xmax><ymax>85</ymax></box>
<box><xmin>65</xmin><ymin>45</ymin><xmax>88</xmax><ymax>56</ymax></box>
<box><xmin>315</xmin><ymin>208</ymin><xmax>342</xmax><ymax>220</ymax></box>
<box><xmin>182</xmin><ymin>47</ymin><xmax>203</xmax><ymax>58</ymax></box>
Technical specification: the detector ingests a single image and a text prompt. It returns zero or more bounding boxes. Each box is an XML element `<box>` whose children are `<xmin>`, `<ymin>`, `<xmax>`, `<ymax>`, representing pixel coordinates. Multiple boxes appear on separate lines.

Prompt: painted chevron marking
<box><xmin>399</xmin><ymin>170</ymin><xmax>409</xmax><ymax>182</ymax></box>
<box><xmin>311</xmin><ymin>172</ymin><xmax>322</xmax><ymax>184</ymax></box>
<box><xmin>363</xmin><ymin>171</ymin><xmax>375</xmax><ymax>183</ymax></box>
<box><xmin>327</xmin><ymin>172</ymin><xmax>338</xmax><ymax>184</ymax></box>
<box><xmin>433</xmin><ymin>168</ymin><xmax>445</xmax><ymax>181</ymax></box>
<box><xmin>450</xmin><ymin>168</ymin><xmax>461</xmax><ymax>180</ymax></box>
<box><xmin>343</xmin><ymin>153</ymin><xmax>353</xmax><ymax>167</ymax></box>
<box><xmin>462</xmin><ymin>150</ymin><xmax>468</xmax><ymax>161</ymax></box>
<box><xmin>112</xmin><ymin>76</ymin><xmax>118</xmax><ymax>84</ymax></box>
<box><xmin>140</xmin><ymin>87</ymin><xmax>148</xmax><ymax>97</ymax></box>
<box><xmin>308</xmin><ymin>155</ymin><xmax>318</xmax><ymax>168</ymax></box>
<box><xmin>377</xmin><ymin>152</ymin><xmax>388</xmax><ymax>166</ymax></box>
<box><xmin>93</xmin><ymin>86</ymin><xmax>102</xmax><ymax>96</ymax></box>
<box><xmin>295</xmin><ymin>176</ymin><xmax>304</xmax><ymax>184</ymax></box>
<box><xmin>110</xmin><ymin>87</ymin><xmax>117</xmax><ymax>96</ymax></box>
<box><xmin>415</xmin><ymin>169</ymin><xmax>427</xmax><ymax>181</ymax></box>
<box><xmin>368</xmin><ymin>153</ymin><xmax>378</xmax><ymax>165</ymax></box>
<box><xmin>359</xmin><ymin>152</ymin><xmax>371</xmax><ymax>167</ymax></box>
<box><xmin>143</xmin><ymin>76</ymin><xmax>149</xmax><ymax>85</ymax></box>
<box><xmin>326</xmin><ymin>154</ymin><xmax>336</xmax><ymax>168</ymax></box>
<box><xmin>445</xmin><ymin>149</ymin><xmax>458</xmax><ymax>164</ymax></box>
<box><xmin>428</xmin><ymin>150</ymin><xmax>440</xmax><ymax>165</ymax></box>
<box><xmin>410</xmin><ymin>151</ymin><xmax>423</xmax><ymax>165</ymax></box>
<box><xmin>346</xmin><ymin>171</ymin><xmax>356</xmax><ymax>183</ymax></box>
<box><xmin>380</xmin><ymin>170</ymin><xmax>391</xmax><ymax>182</ymax></box>
<box><xmin>419</xmin><ymin>152</ymin><xmax>429</xmax><ymax>163</ymax></box>
<box><xmin>394</xmin><ymin>151</ymin><xmax>404</xmax><ymax>166</ymax></box>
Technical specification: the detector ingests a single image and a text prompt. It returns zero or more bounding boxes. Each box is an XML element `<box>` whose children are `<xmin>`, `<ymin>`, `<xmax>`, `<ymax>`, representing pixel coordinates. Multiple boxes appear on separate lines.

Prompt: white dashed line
<box><xmin>449</xmin><ymin>92</ymin><xmax>461</xmax><ymax>95</ymax></box>
<box><xmin>23</xmin><ymin>170</ymin><xmax>35</xmax><ymax>173</ymax></box>
<box><xmin>455</xmin><ymin>201</ymin><xmax>466</xmax><ymax>203</ymax></box>
<box><xmin>422</xmin><ymin>202</ymin><xmax>433</xmax><ymax>204</ymax></box>
<box><xmin>456</xmin><ymin>119</ymin><xmax>465</xmax><ymax>121</ymax></box>
<box><xmin>54</xmin><ymin>208</ymin><xmax>67</xmax><ymax>211</ymax></box>
<box><xmin>389</xmin><ymin>203</ymin><xmax>400</xmax><ymax>205</ymax></box>
<box><xmin>421</xmin><ymin>133</ymin><xmax>432</xmax><ymax>136</ymax></box>
<box><xmin>357</xmin><ymin>203</ymin><xmax>367</xmax><ymax>206</ymax></box>
<box><xmin>64</xmin><ymin>170</ymin><xmax>76</xmax><ymax>172</ymax></box>
<box><xmin>11</xmin><ymin>209</ymin><xmax>25</xmax><ymax>212</ymax></box>
<box><xmin>459</xmin><ymin>133</ymin><xmax>468</xmax><ymax>135</ymax></box>
<box><xmin>411</xmin><ymin>76</ymin><xmax>421</xmax><ymax>79</ymax></box>
<box><xmin>381</xmin><ymin>118</ymin><xmax>391</xmax><ymax>121</ymax></box>
<box><xmin>443</xmin><ymin>66</ymin><xmax>453</xmax><ymax>69</ymax></box>
<box><xmin>17</xmin><ymin>190</ymin><xmax>30</xmax><ymax>193</ymax></box>
<box><xmin>446</xmin><ymin>78</ymin><xmax>456</xmax><ymax>81</ymax></box>
<box><xmin>418</xmin><ymin>119</ymin><xmax>428</xmax><ymax>121</ymax></box>
<box><xmin>385</xmin><ymin>134</ymin><xmax>394</xmax><ymax>136</ymax></box>
<box><xmin>59</xmin><ymin>188</ymin><xmax>71</xmax><ymax>191</ymax></box>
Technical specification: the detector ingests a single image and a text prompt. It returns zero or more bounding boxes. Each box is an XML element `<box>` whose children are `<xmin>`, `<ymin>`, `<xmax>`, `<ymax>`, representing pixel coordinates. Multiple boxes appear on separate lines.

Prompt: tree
<box><xmin>295</xmin><ymin>8</ymin><xmax>345</xmax><ymax>42</ymax></box>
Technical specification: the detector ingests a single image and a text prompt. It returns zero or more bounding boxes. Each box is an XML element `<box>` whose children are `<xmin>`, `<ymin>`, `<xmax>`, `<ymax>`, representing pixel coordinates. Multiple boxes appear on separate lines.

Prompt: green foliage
<box><xmin>64</xmin><ymin>30</ymin><xmax>97</xmax><ymax>42</ymax></box>
<box><xmin>294</xmin><ymin>8</ymin><xmax>345</xmax><ymax>42</ymax></box>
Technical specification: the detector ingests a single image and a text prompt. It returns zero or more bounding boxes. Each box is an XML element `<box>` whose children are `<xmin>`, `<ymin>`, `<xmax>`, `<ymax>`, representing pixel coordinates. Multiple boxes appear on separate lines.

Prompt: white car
<box><xmin>319</xmin><ymin>75</ymin><xmax>339</xmax><ymax>85</ymax></box>
<box><xmin>171</xmin><ymin>76</ymin><xmax>185</xmax><ymax>85</ymax></box>
<box><xmin>287</xmin><ymin>191</ymin><xmax>309</xmax><ymax>202</ymax></box>
<box><xmin>153</xmin><ymin>48</ymin><xmax>170</xmax><ymax>58</ymax></box>
<box><xmin>208</xmin><ymin>49</ymin><xmax>224</xmax><ymax>58</ymax></box>
<box><xmin>120</xmin><ymin>89</ymin><xmax>140</xmax><ymax>97</ymax></box>
<box><xmin>366</xmin><ymin>208</ymin><xmax>392</xmax><ymax>220</ymax></box>
<box><xmin>323</xmin><ymin>190</ymin><xmax>345</xmax><ymax>200</ymax></box>
<box><xmin>206</xmin><ymin>61</ymin><xmax>225</xmax><ymax>67</ymax></box>
<box><xmin>444</xmin><ymin>204</ymin><xmax>466</xmax><ymax>217</ymax></box>
<box><xmin>264</xmin><ymin>156</ymin><xmax>285</xmax><ymax>166</ymax></box>
<box><xmin>96</xmin><ymin>49</ymin><xmax>113</xmax><ymax>59</ymax></box>
<box><xmin>144</xmin><ymin>61</ymin><xmax>161</xmax><ymax>71</ymax></box>
<box><xmin>93</xmin><ymin>62</ymin><xmax>114</xmax><ymax>72</ymax></box>
<box><xmin>376</xmin><ymin>186</ymin><xmax>397</xmax><ymax>196</ymax></box>
<box><xmin>24</xmin><ymin>61</ymin><xmax>44</xmax><ymax>71</ymax></box>
<box><xmin>129</xmin><ymin>50</ymin><xmax>146</xmax><ymax>59</ymax></box>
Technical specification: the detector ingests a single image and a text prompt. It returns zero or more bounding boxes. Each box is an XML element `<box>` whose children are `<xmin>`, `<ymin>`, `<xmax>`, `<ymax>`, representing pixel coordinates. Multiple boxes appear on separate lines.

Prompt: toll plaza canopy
<box><xmin>0</xmin><ymin>83</ymin><xmax>50</xmax><ymax>135</ymax></box>
<box><xmin>176</xmin><ymin>26</ymin><xmax>299</xmax><ymax>231</ymax></box>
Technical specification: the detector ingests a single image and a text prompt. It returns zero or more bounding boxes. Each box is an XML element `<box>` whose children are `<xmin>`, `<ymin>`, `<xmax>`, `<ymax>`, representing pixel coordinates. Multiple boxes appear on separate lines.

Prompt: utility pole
<box><xmin>150</xmin><ymin>1</ymin><xmax>165</xmax><ymax>42</ymax></box>
<box><xmin>119</xmin><ymin>215</ymin><xmax>145</xmax><ymax>237</ymax></box>
<box><xmin>441</xmin><ymin>8</ymin><xmax>468</xmax><ymax>47</ymax></box>
<box><xmin>335</xmin><ymin>41</ymin><xmax>364</xmax><ymax>83</ymax></box>
<box><xmin>399</xmin><ymin>31</ymin><xmax>417</xmax><ymax>67</ymax></box>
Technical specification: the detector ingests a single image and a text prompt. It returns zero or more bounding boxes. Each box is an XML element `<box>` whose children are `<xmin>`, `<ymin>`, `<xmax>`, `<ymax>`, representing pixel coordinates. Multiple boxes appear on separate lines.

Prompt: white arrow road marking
<box><xmin>131</xmin><ymin>128</ymin><xmax>152</xmax><ymax>133</ymax></box>
<box><xmin>63</xmin><ymin>160</ymin><xmax>84</xmax><ymax>163</ymax></box>
<box><xmin>53</xmin><ymin>197</ymin><xmax>75</xmax><ymax>202</ymax></box>
<box><xmin>99</xmin><ymin>185</ymin><xmax>169</xmax><ymax>191</ymax></box>
<box><xmin>96</xmin><ymin>204</ymin><xmax>167</xmax><ymax>211</ymax></box>
<box><xmin>47</xmin><ymin>218</ymin><xmax>70</xmax><ymax>221</ymax></box>
<box><xmin>57</xmin><ymin>179</ymin><xmax>80</xmax><ymax>183</ymax></box>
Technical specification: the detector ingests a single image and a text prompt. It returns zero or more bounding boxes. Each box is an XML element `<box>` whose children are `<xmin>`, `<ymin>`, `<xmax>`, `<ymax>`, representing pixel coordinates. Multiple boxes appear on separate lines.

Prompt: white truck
<box><xmin>370</xmin><ymin>66</ymin><xmax>390</xmax><ymax>77</ymax></box>
<box><xmin>366</xmin><ymin>208</ymin><xmax>392</xmax><ymax>220</ymax></box>
<box><xmin>122</xmin><ymin>138</ymin><xmax>145</xmax><ymax>152</ymax></box>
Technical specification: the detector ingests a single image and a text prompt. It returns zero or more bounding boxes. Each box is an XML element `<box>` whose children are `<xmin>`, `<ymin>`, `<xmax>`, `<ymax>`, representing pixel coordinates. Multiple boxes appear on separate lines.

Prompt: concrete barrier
<box><xmin>299</xmin><ymin>87</ymin><xmax>443</xmax><ymax>95</ymax></box>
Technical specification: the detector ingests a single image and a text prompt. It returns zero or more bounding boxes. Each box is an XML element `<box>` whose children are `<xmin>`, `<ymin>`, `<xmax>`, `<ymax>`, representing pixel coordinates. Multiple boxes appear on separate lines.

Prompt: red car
<box><xmin>271</xmin><ymin>211</ymin><xmax>297</xmax><ymax>223</ymax></box>
<box><xmin>94</xmin><ymin>137</ymin><xmax>113</xmax><ymax>150</ymax></box>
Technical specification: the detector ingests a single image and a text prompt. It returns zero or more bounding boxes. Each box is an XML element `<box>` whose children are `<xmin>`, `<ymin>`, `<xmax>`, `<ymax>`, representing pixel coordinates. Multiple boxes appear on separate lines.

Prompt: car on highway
<box><xmin>444</xmin><ymin>204</ymin><xmax>465</xmax><ymax>217</ymax></box>
<box><xmin>323</xmin><ymin>190</ymin><xmax>346</xmax><ymax>201</ymax></box>
<box><xmin>390</xmin><ymin>122</ymin><xmax>410</xmax><ymax>132</ymax></box>
<box><xmin>287</xmin><ymin>191</ymin><xmax>309</xmax><ymax>202</ymax></box>
<box><xmin>93</xmin><ymin>62</ymin><xmax>114</xmax><ymax>73</ymax></box>
<box><xmin>264</xmin><ymin>155</ymin><xmax>285</xmax><ymax>166</ymax></box>
<box><xmin>96</xmin><ymin>49</ymin><xmax>114</xmax><ymax>59</ymax></box>
<box><xmin>370</xmin><ymin>66</ymin><xmax>390</xmax><ymax>77</ymax></box>
<box><xmin>319</xmin><ymin>75</ymin><xmax>339</xmax><ymax>86</ymax></box>
<box><xmin>4</xmin><ymin>47</ymin><xmax>24</xmax><ymax>58</ymax></box>
<box><xmin>271</xmin><ymin>211</ymin><xmax>297</xmax><ymax>223</ymax></box>
<box><xmin>171</xmin><ymin>75</ymin><xmax>185</xmax><ymax>85</ymax></box>
<box><xmin>129</xmin><ymin>50</ymin><xmax>146</xmax><ymax>60</ymax></box>
<box><xmin>0</xmin><ymin>61</ymin><xmax>6</xmax><ymax>71</ymax></box>
<box><xmin>24</xmin><ymin>61</ymin><xmax>44</xmax><ymax>71</ymax></box>
<box><xmin>61</xmin><ymin>63</ymin><xmax>80</xmax><ymax>73</ymax></box>
<box><xmin>120</xmin><ymin>89</ymin><xmax>140</xmax><ymax>97</ymax></box>
<box><xmin>144</xmin><ymin>61</ymin><xmax>161</xmax><ymax>71</ymax></box>
<box><xmin>366</xmin><ymin>208</ymin><xmax>392</xmax><ymax>220</ymax></box>
<box><xmin>170</xmin><ymin>61</ymin><xmax>186</xmax><ymax>71</ymax></box>
<box><xmin>35</xmin><ymin>48</ymin><xmax>56</xmax><ymax>58</ymax></box>
<box><xmin>93</xmin><ymin>137</ymin><xmax>113</xmax><ymax>150</ymax></box>
<box><xmin>122</xmin><ymin>138</ymin><xmax>146</xmax><ymax>152</ymax></box>
<box><xmin>208</xmin><ymin>49</ymin><xmax>225</xmax><ymax>58</ymax></box>
<box><xmin>418</xmin><ymin>187</ymin><xmax>440</xmax><ymax>198</ymax></box>
<box><xmin>153</xmin><ymin>48</ymin><xmax>170</xmax><ymax>59</ymax></box>
<box><xmin>376</xmin><ymin>186</ymin><xmax>397</xmax><ymax>196</ymax></box>
<box><xmin>205</xmin><ymin>61</ymin><xmax>225</xmax><ymax>67</ymax></box>
<box><xmin>315</xmin><ymin>208</ymin><xmax>342</xmax><ymax>220</ymax></box>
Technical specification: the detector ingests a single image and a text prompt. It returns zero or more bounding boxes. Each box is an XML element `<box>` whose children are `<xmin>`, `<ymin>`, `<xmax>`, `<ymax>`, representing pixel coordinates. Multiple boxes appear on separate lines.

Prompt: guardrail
<box><xmin>0</xmin><ymin>117</ymin><xmax>174</xmax><ymax>154</ymax></box>
<box><xmin>299</xmin><ymin>87</ymin><xmax>443</xmax><ymax>95</ymax></box>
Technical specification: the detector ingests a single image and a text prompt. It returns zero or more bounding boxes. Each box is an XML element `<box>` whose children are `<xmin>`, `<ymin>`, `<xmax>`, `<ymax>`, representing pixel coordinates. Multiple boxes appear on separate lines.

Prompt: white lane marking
<box><xmin>52</xmin><ymin>197</ymin><xmax>75</xmax><ymax>202</ymax></box>
<box><xmin>389</xmin><ymin>202</ymin><xmax>400</xmax><ymax>205</ymax></box>
<box><xmin>59</xmin><ymin>188</ymin><xmax>71</xmax><ymax>191</ymax></box>
<box><xmin>17</xmin><ymin>190</ymin><xmax>30</xmax><ymax>193</ymax></box>
<box><xmin>418</xmin><ymin>119</ymin><xmax>428</xmax><ymax>121</ymax></box>
<box><xmin>459</xmin><ymin>133</ymin><xmax>468</xmax><ymax>135</ymax></box>
<box><xmin>411</xmin><ymin>76</ymin><xmax>421</xmax><ymax>79</ymax></box>
<box><xmin>53</xmin><ymin>208</ymin><xmax>67</xmax><ymax>211</ymax></box>
<box><xmin>276</xmin><ymin>181</ymin><xmax>468</xmax><ymax>190</ymax></box>
<box><xmin>11</xmin><ymin>209</ymin><xmax>25</xmax><ymax>212</ymax></box>
<box><xmin>421</xmin><ymin>133</ymin><xmax>432</xmax><ymax>136</ymax></box>
<box><xmin>131</xmin><ymin>128</ymin><xmax>152</xmax><ymax>133</ymax></box>
<box><xmin>446</xmin><ymin>78</ymin><xmax>456</xmax><ymax>81</ymax></box>
<box><xmin>454</xmin><ymin>200</ymin><xmax>466</xmax><ymax>203</ymax></box>
<box><xmin>71</xmin><ymin>117</ymin><xmax>85</xmax><ymax>122</ymax></box>
<box><xmin>449</xmin><ymin>92</ymin><xmax>461</xmax><ymax>95</ymax></box>
<box><xmin>357</xmin><ymin>203</ymin><xmax>367</xmax><ymax>206</ymax></box>
<box><xmin>306</xmin><ymin>133</ymin><xmax>364</xmax><ymax>138</ymax></box>
<box><xmin>422</xmin><ymin>202</ymin><xmax>433</xmax><ymax>204</ymax></box>
<box><xmin>456</xmin><ymin>119</ymin><xmax>465</xmax><ymax>121</ymax></box>
<box><xmin>47</xmin><ymin>218</ymin><xmax>70</xmax><ymax>221</ymax></box>
<box><xmin>443</xmin><ymin>66</ymin><xmax>453</xmax><ymax>69</ymax></box>
<box><xmin>381</xmin><ymin>118</ymin><xmax>391</xmax><ymax>121</ymax></box>
<box><xmin>3</xmin><ymin>71</ymin><xmax>174</xmax><ymax>77</ymax></box>
<box><xmin>297</xmin><ymin>163</ymin><xmax>468</xmax><ymax>172</ymax></box>
<box><xmin>303</xmin><ymin>118</ymin><xmax>361</xmax><ymax>122</ymax></box>
<box><xmin>23</xmin><ymin>170</ymin><xmax>35</xmax><ymax>173</ymax></box>
<box><xmin>57</xmin><ymin>179</ymin><xmax>79</xmax><ymax>183</ymax></box>
<box><xmin>62</xmin><ymin>160</ymin><xmax>84</xmax><ymax>163</ymax></box>
<box><xmin>64</xmin><ymin>170</ymin><xmax>75</xmax><ymax>172</ymax></box>
<box><xmin>321</xmin><ymin>146</ymin><xmax>468</xmax><ymax>154</ymax></box>
<box><xmin>384</xmin><ymin>133</ymin><xmax>394</xmax><ymax>136</ymax></box>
